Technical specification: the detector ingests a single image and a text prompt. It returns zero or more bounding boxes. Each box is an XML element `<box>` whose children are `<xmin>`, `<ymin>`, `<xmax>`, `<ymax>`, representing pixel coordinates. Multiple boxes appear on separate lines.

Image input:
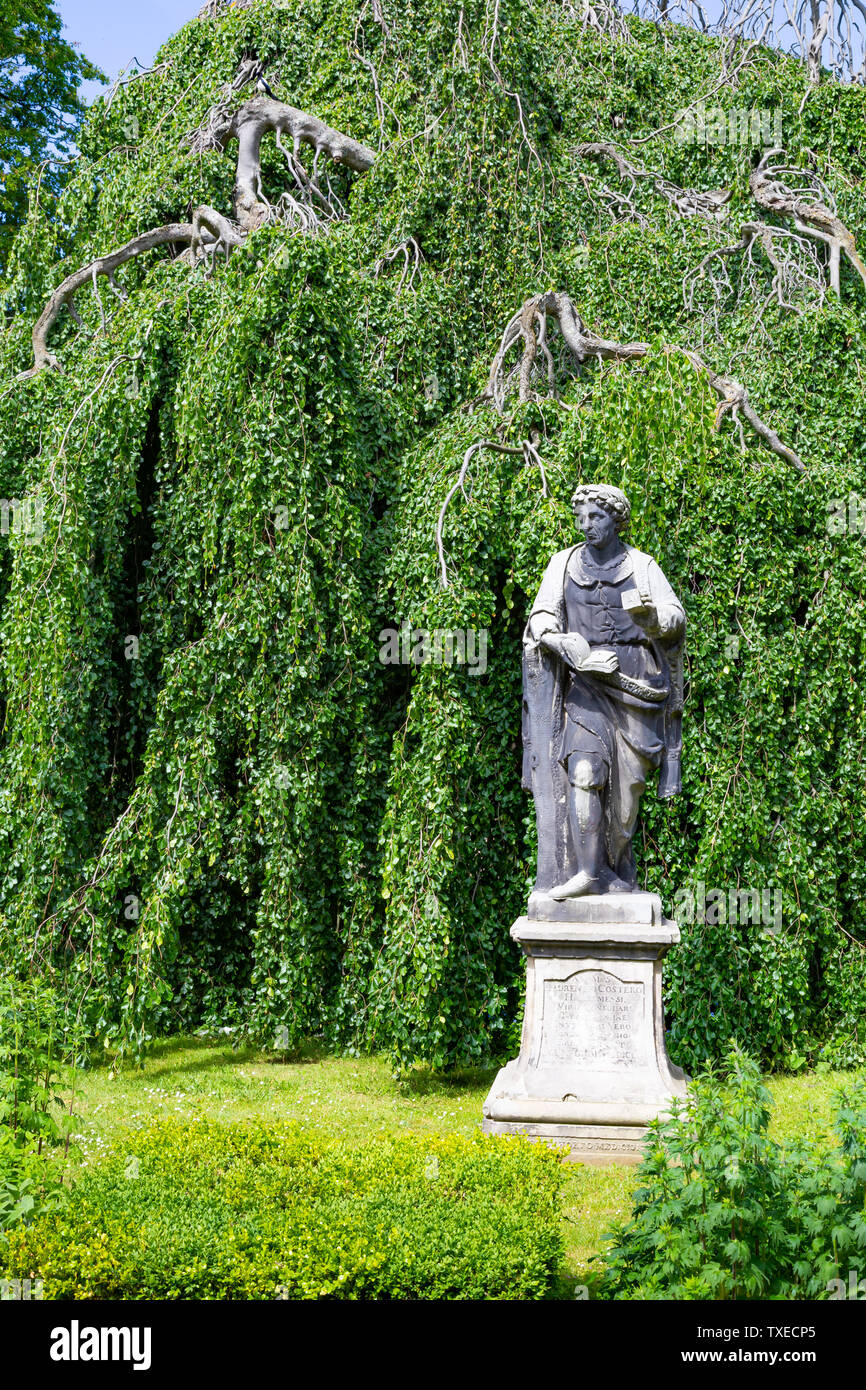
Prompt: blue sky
<box><xmin>56</xmin><ymin>0</ymin><xmax>205</xmax><ymax>102</ymax></box>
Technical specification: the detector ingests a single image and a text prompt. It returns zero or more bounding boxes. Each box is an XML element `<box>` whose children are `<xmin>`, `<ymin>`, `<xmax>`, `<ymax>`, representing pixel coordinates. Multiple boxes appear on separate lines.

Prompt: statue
<box><xmin>481</xmin><ymin>483</ymin><xmax>689</xmax><ymax>1162</ymax></box>
<box><xmin>522</xmin><ymin>483</ymin><xmax>685</xmax><ymax>899</ymax></box>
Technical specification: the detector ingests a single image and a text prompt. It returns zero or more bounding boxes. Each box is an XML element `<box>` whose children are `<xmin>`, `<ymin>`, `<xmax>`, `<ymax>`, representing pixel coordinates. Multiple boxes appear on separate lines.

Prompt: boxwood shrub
<box><xmin>0</xmin><ymin>1121</ymin><xmax>565</xmax><ymax>1300</ymax></box>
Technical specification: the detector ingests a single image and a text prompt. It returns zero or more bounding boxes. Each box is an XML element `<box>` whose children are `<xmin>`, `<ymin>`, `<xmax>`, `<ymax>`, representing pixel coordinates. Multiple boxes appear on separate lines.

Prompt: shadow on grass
<box><xmin>82</xmin><ymin>1036</ymin><xmax>499</xmax><ymax>1097</ymax></box>
<box><xmin>82</xmin><ymin>1034</ymin><xmax>283</xmax><ymax>1079</ymax></box>
<box><xmin>145</xmin><ymin>1036</ymin><xmax>339</xmax><ymax>1075</ymax></box>
<box><xmin>396</xmin><ymin>1063</ymin><xmax>499</xmax><ymax>1096</ymax></box>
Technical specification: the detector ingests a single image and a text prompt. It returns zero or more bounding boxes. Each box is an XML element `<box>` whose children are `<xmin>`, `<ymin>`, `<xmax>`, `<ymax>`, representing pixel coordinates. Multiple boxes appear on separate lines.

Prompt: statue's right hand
<box><xmin>580</xmin><ymin>646</ymin><xmax>619</xmax><ymax>675</ymax></box>
<box><xmin>556</xmin><ymin>633</ymin><xmax>592</xmax><ymax>671</ymax></box>
<box><xmin>540</xmin><ymin>632</ymin><xmax>575</xmax><ymax>666</ymax></box>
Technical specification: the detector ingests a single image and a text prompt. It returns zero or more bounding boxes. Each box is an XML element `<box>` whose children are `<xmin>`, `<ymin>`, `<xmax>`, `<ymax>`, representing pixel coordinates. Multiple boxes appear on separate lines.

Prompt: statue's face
<box><xmin>576</xmin><ymin>502</ymin><xmax>618</xmax><ymax>549</ymax></box>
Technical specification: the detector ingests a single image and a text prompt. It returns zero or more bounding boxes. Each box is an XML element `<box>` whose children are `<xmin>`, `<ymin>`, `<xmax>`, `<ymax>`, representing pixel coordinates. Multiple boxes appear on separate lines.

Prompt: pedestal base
<box><xmin>482</xmin><ymin>893</ymin><xmax>687</xmax><ymax>1165</ymax></box>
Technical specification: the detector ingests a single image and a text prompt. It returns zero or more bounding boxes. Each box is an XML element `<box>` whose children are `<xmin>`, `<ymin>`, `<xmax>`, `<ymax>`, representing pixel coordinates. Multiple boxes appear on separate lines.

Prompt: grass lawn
<box><xmin>61</xmin><ymin>1038</ymin><xmax>865</xmax><ymax>1291</ymax></box>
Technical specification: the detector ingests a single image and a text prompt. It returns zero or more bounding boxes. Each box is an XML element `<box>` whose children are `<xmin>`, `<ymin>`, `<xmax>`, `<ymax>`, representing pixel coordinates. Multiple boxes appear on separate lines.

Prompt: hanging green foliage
<box><xmin>0</xmin><ymin>0</ymin><xmax>865</xmax><ymax>1073</ymax></box>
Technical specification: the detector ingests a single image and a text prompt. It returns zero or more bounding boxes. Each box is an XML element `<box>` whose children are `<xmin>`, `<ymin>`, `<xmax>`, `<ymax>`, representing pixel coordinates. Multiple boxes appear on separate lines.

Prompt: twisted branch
<box><xmin>574</xmin><ymin>142</ymin><xmax>732</xmax><ymax>221</ymax></box>
<box><xmin>374</xmin><ymin>237</ymin><xmax>423</xmax><ymax>293</ymax></box>
<box><xmin>486</xmin><ymin>290</ymin><xmax>646</xmax><ymax>411</ymax></box>
<box><xmin>19</xmin><ymin>64</ymin><xmax>377</xmax><ymax>377</ymax></box>
<box><xmin>486</xmin><ymin>291</ymin><xmax>804</xmax><ymax>471</ymax></box>
<box><xmin>18</xmin><ymin>223</ymin><xmax>194</xmax><ymax>379</ymax></box>
<box><xmin>684</xmin><ymin>218</ymin><xmax>827</xmax><ymax>349</ymax></box>
<box><xmin>749</xmin><ymin>149</ymin><xmax>866</xmax><ymax>296</ymax></box>
<box><xmin>189</xmin><ymin>86</ymin><xmax>376</xmax><ymax>230</ymax></box>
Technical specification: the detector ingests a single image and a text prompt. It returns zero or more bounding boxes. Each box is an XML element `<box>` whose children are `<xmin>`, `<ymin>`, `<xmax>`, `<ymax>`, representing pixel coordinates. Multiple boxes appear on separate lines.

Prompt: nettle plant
<box><xmin>0</xmin><ymin>0</ymin><xmax>865</xmax><ymax>1070</ymax></box>
<box><xmin>601</xmin><ymin>1046</ymin><xmax>866</xmax><ymax>1299</ymax></box>
<box><xmin>0</xmin><ymin>980</ymin><xmax>77</xmax><ymax>1228</ymax></box>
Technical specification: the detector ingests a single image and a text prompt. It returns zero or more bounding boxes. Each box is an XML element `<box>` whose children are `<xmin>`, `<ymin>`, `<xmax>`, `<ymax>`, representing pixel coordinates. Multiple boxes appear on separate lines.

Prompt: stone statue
<box><xmin>522</xmin><ymin>483</ymin><xmax>685</xmax><ymax>899</ymax></box>
<box><xmin>482</xmin><ymin>485</ymin><xmax>688</xmax><ymax>1161</ymax></box>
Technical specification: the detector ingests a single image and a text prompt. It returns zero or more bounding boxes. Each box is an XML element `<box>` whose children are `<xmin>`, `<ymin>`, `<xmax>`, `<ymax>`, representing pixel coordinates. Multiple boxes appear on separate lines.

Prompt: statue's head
<box><xmin>571</xmin><ymin>484</ymin><xmax>630</xmax><ymax>546</ymax></box>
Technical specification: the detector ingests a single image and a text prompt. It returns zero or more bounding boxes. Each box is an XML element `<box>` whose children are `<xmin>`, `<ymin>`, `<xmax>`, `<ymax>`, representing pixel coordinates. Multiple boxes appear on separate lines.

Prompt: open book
<box><xmin>557</xmin><ymin>633</ymin><xmax>618</xmax><ymax>676</ymax></box>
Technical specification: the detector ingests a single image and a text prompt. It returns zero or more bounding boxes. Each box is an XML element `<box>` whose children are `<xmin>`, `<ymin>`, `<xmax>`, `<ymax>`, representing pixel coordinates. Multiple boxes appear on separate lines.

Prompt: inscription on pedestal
<box><xmin>537</xmin><ymin>970</ymin><xmax>646</xmax><ymax>1070</ymax></box>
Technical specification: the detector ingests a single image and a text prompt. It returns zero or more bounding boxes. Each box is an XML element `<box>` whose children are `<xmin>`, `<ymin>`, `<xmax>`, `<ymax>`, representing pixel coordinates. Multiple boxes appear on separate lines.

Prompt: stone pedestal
<box><xmin>481</xmin><ymin>892</ymin><xmax>687</xmax><ymax>1165</ymax></box>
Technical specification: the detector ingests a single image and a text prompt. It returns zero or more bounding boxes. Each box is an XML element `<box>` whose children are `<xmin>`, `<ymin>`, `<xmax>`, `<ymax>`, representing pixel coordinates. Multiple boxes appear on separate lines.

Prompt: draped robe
<box><xmin>522</xmin><ymin>543</ymin><xmax>685</xmax><ymax>892</ymax></box>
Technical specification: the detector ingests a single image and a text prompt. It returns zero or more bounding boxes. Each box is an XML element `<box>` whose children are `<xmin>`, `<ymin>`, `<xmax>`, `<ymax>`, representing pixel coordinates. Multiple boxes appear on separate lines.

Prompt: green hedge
<box><xmin>0</xmin><ymin>1121</ymin><xmax>565</xmax><ymax>1299</ymax></box>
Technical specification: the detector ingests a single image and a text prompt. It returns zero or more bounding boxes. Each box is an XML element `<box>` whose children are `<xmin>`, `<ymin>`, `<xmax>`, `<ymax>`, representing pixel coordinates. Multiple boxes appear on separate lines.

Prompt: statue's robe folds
<box><xmin>522</xmin><ymin>544</ymin><xmax>685</xmax><ymax>892</ymax></box>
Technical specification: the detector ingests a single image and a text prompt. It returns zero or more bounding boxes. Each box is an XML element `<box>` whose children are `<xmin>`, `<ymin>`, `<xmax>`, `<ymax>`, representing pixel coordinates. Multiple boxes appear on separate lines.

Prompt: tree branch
<box><xmin>20</xmin><ymin>68</ymin><xmax>378</xmax><ymax>377</ymax></box>
<box><xmin>749</xmin><ymin>149</ymin><xmax>866</xmax><ymax>296</ymax></box>
<box><xmin>574</xmin><ymin>142</ymin><xmax>732</xmax><ymax>221</ymax></box>
<box><xmin>486</xmin><ymin>292</ymin><xmax>804</xmax><ymax>471</ymax></box>
<box><xmin>18</xmin><ymin>223</ymin><xmax>194</xmax><ymax>379</ymax></box>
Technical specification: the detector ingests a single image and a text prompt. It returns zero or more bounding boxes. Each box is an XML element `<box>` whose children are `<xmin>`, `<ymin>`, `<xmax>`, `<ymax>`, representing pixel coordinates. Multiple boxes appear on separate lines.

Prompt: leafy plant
<box><xmin>0</xmin><ymin>2</ymin><xmax>864</xmax><ymax>1073</ymax></box>
<box><xmin>0</xmin><ymin>979</ymin><xmax>77</xmax><ymax>1229</ymax></box>
<box><xmin>601</xmin><ymin>1045</ymin><xmax>866</xmax><ymax>1299</ymax></box>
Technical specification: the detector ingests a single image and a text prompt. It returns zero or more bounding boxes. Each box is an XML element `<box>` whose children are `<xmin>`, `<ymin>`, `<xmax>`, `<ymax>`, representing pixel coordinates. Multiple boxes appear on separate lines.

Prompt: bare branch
<box><xmin>20</xmin><ymin>70</ymin><xmax>377</xmax><ymax>377</ymax></box>
<box><xmin>574</xmin><ymin>142</ymin><xmax>732</xmax><ymax>221</ymax></box>
<box><xmin>749</xmin><ymin>149</ymin><xmax>866</xmax><ymax>296</ymax></box>
<box><xmin>105</xmin><ymin>58</ymin><xmax>170</xmax><ymax>109</ymax></box>
<box><xmin>563</xmin><ymin>0</ymin><xmax>632</xmax><ymax>40</ymax></box>
<box><xmin>486</xmin><ymin>291</ymin><xmax>646</xmax><ymax>411</ymax></box>
<box><xmin>374</xmin><ymin>237</ymin><xmax>423</xmax><ymax>293</ymax></box>
<box><xmin>18</xmin><ymin>223</ymin><xmax>194</xmax><ymax>379</ymax></box>
<box><xmin>437</xmin><ymin>438</ymin><xmax>541</xmax><ymax>588</ymax></box>
<box><xmin>486</xmin><ymin>291</ymin><xmax>804</xmax><ymax>470</ymax></box>
<box><xmin>677</xmin><ymin>348</ymin><xmax>805</xmax><ymax>470</ymax></box>
<box><xmin>623</xmin><ymin>0</ymin><xmax>866</xmax><ymax>85</ymax></box>
<box><xmin>190</xmin><ymin>90</ymin><xmax>375</xmax><ymax>229</ymax></box>
<box><xmin>684</xmin><ymin>219</ymin><xmax>827</xmax><ymax>338</ymax></box>
<box><xmin>189</xmin><ymin>204</ymin><xmax>246</xmax><ymax>274</ymax></box>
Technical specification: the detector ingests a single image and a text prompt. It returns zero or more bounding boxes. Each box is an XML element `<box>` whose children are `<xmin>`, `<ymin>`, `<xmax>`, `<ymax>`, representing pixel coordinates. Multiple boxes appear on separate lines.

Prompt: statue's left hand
<box><xmin>623</xmin><ymin>589</ymin><xmax>661</xmax><ymax>633</ymax></box>
<box><xmin>637</xmin><ymin>607</ymin><xmax>661</xmax><ymax>633</ymax></box>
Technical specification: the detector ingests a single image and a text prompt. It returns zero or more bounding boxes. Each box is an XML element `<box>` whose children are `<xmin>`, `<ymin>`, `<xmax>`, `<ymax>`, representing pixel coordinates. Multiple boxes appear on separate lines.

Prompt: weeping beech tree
<box><xmin>1</xmin><ymin>0</ymin><xmax>866</xmax><ymax>1072</ymax></box>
